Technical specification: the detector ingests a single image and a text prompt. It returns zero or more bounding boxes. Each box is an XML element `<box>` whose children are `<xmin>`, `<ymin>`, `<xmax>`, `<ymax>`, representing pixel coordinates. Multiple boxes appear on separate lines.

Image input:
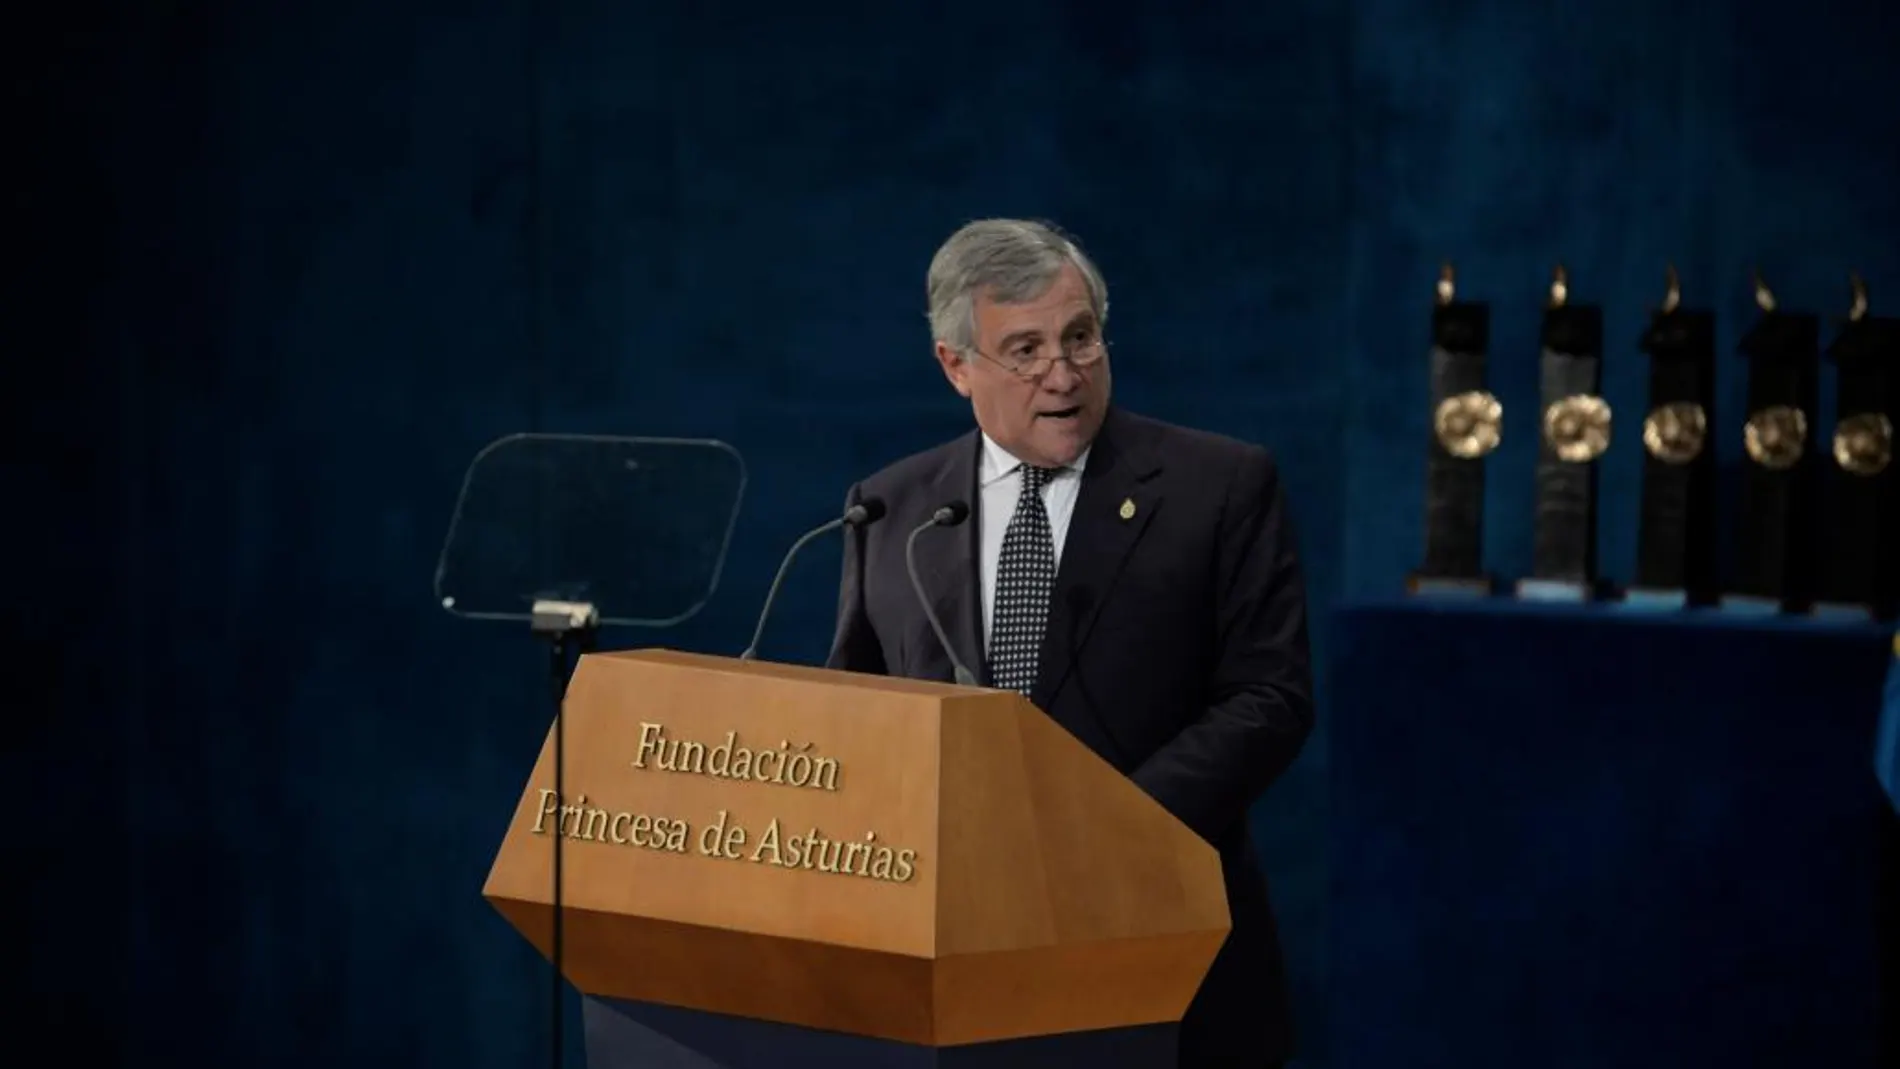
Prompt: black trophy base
<box><xmin>1718</xmin><ymin>593</ymin><xmax>1787</xmax><ymax>617</ymax></box>
<box><xmin>1514</xmin><ymin>576</ymin><xmax>1621</xmax><ymax>605</ymax></box>
<box><xmin>1516</xmin><ymin>578</ymin><xmax>1589</xmax><ymax>604</ymax></box>
<box><xmin>1619</xmin><ymin>587</ymin><xmax>1690</xmax><ymax>612</ymax></box>
<box><xmin>1809</xmin><ymin>600</ymin><xmax>1878</xmax><ymax>623</ymax></box>
<box><xmin>1407</xmin><ymin>572</ymin><xmax>1498</xmax><ymax>599</ymax></box>
<box><xmin>582</xmin><ymin>996</ymin><xmax>1181</xmax><ymax>1069</ymax></box>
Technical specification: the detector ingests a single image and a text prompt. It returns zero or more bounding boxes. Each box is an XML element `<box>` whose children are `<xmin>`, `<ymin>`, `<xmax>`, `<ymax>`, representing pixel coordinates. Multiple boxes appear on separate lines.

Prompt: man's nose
<box><xmin>1041</xmin><ymin>357</ymin><xmax>1082</xmax><ymax>392</ymax></box>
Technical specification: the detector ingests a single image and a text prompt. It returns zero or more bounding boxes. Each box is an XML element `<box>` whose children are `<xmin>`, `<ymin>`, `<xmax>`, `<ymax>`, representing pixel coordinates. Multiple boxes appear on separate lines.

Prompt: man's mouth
<box><xmin>1039</xmin><ymin>406</ymin><xmax>1082</xmax><ymax>420</ymax></box>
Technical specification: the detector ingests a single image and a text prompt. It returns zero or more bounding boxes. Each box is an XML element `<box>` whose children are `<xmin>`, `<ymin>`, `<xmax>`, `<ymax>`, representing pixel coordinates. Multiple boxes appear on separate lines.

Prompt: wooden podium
<box><xmin>484</xmin><ymin>650</ymin><xmax>1230</xmax><ymax>1068</ymax></box>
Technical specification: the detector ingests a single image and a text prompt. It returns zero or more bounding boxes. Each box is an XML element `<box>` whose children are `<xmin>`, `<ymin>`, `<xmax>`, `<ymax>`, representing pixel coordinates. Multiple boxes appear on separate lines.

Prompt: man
<box><xmin>827</xmin><ymin>218</ymin><xmax>1314</xmax><ymax>1067</ymax></box>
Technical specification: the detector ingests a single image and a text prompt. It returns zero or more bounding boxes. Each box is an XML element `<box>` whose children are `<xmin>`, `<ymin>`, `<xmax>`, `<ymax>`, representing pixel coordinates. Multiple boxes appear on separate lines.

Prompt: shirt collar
<box><xmin>978</xmin><ymin>432</ymin><xmax>1091</xmax><ymax>488</ymax></box>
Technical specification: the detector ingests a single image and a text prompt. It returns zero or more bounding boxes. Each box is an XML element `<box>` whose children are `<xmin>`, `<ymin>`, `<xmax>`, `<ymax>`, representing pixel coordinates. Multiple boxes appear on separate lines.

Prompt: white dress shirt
<box><xmin>977</xmin><ymin>433</ymin><xmax>1090</xmax><ymax>654</ymax></box>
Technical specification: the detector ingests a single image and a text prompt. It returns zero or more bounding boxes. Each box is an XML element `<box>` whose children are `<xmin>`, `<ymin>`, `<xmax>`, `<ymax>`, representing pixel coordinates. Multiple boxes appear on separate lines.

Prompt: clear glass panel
<box><xmin>433</xmin><ymin>434</ymin><xmax>747</xmax><ymax>627</ymax></box>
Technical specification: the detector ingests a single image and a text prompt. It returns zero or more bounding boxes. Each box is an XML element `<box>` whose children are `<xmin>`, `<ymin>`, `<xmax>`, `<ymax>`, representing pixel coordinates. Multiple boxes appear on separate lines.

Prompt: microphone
<box><xmin>905</xmin><ymin>501</ymin><xmax>979</xmax><ymax>686</ymax></box>
<box><xmin>741</xmin><ymin>498</ymin><xmax>887</xmax><ymax>661</ymax></box>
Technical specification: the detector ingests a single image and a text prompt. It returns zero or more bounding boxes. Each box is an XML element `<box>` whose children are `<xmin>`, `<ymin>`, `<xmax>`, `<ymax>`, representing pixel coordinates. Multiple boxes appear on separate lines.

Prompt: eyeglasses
<box><xmin>965</xmin><ymin>338</ymin><xmax>1110</xmax><ymax>380</ymax></box>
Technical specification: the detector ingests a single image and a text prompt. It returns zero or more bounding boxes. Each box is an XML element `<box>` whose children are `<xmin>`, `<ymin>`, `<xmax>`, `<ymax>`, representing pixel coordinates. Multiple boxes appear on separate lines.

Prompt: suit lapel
<box><xmin>1034</xmin><ymin>409</ymin><xmax>1163</xmax><ymax>710</ymax></box>
<box><xmin>915</xmin><ymin>432</ymin><xmax>985</xmax><ymax>684</ymax></box>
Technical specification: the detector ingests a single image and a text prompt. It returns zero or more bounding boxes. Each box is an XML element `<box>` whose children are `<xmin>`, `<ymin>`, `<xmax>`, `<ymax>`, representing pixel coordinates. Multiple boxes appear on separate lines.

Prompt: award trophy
<box><xmin>1722</xmin><ymin>274</ymin><xmax>1820</xmax><ymax>614</ymax></box>
<box><xmin>1409</xmin><ymin>263</ymin><xmax>1500</xmax><ymax>597</ymax></box>
<box><xmin>1814</xmin><ymin>274</ymin><xmax>1899</xmax><ymax>620</ymax></box>
<box><xmin>1518</xmin><ymin>266</ymin><xmax>1609</xmax><ymax>602</ymax></box>
<box><xmin>1626</xmin><ymin>267</ymin><xmax>1718</xmax><ymax>609</ymax></box>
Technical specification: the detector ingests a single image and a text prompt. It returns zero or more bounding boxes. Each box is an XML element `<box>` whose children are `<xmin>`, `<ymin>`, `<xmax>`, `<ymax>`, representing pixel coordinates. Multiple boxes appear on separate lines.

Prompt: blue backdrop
<box><xmin>15</xmin><ymin>0</ymin><xmax>1896</xmax><ymax>1065</ymax></box>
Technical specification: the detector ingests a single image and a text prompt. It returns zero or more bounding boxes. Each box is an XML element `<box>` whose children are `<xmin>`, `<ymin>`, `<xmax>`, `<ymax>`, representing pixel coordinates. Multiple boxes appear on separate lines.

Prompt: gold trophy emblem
<box><xmin>1543</xmin><ymin>394</ymin><xmax>1612</xmax><ymax>462</ymax></box>
<box><xmin>1643</xmin><ymin>402</ymin><xmax>1708</xmax><ymax>464</ymax></box>
<box><xmin>1831</xmin><ymin>275</ymin><xmax>1892</xmax><ymax>476</ymax></box>
<box><xmin>1743</xmin><ymin>406</ymin><xmax>1807</xmax><ymax>469</ymax></box>
<box><xmin>1833</xmin><ymin>413</ymin><xmax>1893</xmax><ymax>476</ymax></box>
<box><xmin>1434</xmin><ymin>390</ymin><xmax>1503</xmax><ymax>458</ymax></box>
<box><xmin>1739</xmin><ymin>273</ymin><xmax>1807</xmax><ymax>471</ymax></box>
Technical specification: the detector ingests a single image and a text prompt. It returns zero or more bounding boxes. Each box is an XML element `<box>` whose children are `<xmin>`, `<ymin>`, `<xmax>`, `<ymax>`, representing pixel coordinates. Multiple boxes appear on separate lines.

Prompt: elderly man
<box><xmin>828</xmin><ymin>218</ymin><xmax>1314</xmax><ymax>1067</ymax></box>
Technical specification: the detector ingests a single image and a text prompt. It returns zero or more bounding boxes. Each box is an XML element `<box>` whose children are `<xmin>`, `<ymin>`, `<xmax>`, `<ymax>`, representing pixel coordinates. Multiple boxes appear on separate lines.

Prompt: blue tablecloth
<box><xmin>1328</xmin><ymin>599</ymin><xmax>1898</xmax><ymax>1069</ymax></box>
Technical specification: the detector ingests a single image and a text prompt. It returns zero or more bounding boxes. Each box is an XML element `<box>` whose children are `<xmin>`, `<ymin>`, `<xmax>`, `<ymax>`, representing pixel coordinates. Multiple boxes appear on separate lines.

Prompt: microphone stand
<box><xmin>741</xmin><ymin>501</ymin><xmax>884</xmax><ymax>662</ymax></box>
<box><xmin>740</xmin><ymin>517</ymin><xmax>845</xmax><ymax>661</ymax></box>
<box><xmin>529</xmin><ymin>598</ymin><xmax>599</xmax><ymax>1069</ymax></box>
<box><xmin>905</xmin><ymin>508</ymin><xmax>979</xmax><ymax>686</ymax></box>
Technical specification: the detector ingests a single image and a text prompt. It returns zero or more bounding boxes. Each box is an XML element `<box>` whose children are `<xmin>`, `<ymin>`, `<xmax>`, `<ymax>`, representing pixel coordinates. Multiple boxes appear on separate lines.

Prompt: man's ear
<box><xmin>934</xmin><ymin>341</ymin><xmax>972</xmax><ymax>398</ymax></box>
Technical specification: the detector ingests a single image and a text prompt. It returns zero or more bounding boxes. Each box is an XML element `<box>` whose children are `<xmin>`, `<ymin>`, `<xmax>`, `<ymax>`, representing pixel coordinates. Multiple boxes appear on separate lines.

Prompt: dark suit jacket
<box><xmin>827</xmin><ymin>405</ymin><xmax>1314</xmax><ymax>1065</ymax></box>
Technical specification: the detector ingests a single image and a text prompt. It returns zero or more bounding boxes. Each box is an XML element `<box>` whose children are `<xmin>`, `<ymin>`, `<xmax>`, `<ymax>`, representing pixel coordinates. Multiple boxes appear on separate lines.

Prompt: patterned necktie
<box><xmin>989</xmin><ymin>464</ymin><xmax>1058</xmax><ymax>697</ymax></box>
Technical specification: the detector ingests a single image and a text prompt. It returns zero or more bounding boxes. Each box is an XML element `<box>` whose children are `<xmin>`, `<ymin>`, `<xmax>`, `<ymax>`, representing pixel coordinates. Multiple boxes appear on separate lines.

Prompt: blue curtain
<box><xmin>1880</xmin><ymin>630</ymin><xmax>1900</xmax><ymax>815</ymax></box>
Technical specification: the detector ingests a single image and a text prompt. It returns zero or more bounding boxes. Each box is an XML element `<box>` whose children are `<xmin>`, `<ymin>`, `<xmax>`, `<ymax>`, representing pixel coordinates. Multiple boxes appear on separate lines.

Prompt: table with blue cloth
<box><xmin>1327</xmin><ymin>599</ymin><xmax>1899</xmax><ymax>1069</ymax></box>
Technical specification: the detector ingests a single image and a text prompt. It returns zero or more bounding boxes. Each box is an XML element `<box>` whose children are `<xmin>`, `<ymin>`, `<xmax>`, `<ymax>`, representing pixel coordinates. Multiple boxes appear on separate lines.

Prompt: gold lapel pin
<box><xmin>1118</xmin><ymin>497</ymin><xmax>1136</xmax><ymax>521</ymax></box>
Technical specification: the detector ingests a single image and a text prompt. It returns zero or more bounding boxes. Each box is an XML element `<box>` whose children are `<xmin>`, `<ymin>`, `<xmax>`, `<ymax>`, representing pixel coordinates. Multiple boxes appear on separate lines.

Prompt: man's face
<box><xmin>934</xmin><ymin>262</ymin><xmax>1112</xmax><ymax>468</ymax></box>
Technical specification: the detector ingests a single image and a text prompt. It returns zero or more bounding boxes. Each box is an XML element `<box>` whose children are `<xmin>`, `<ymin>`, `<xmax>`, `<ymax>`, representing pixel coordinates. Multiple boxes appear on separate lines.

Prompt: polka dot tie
<box><xmin>989</xmin><ymin>464</ymin><xmax>1058</xmax><ymax>697</ymax></box>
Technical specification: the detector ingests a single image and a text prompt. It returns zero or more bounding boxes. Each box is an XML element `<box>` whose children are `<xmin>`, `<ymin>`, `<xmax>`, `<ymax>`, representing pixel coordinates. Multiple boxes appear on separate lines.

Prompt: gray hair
<box><xmin>925</xmin><ymin>219</ymin><xmax>1109</xmax><ymax>353</ymax></box>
